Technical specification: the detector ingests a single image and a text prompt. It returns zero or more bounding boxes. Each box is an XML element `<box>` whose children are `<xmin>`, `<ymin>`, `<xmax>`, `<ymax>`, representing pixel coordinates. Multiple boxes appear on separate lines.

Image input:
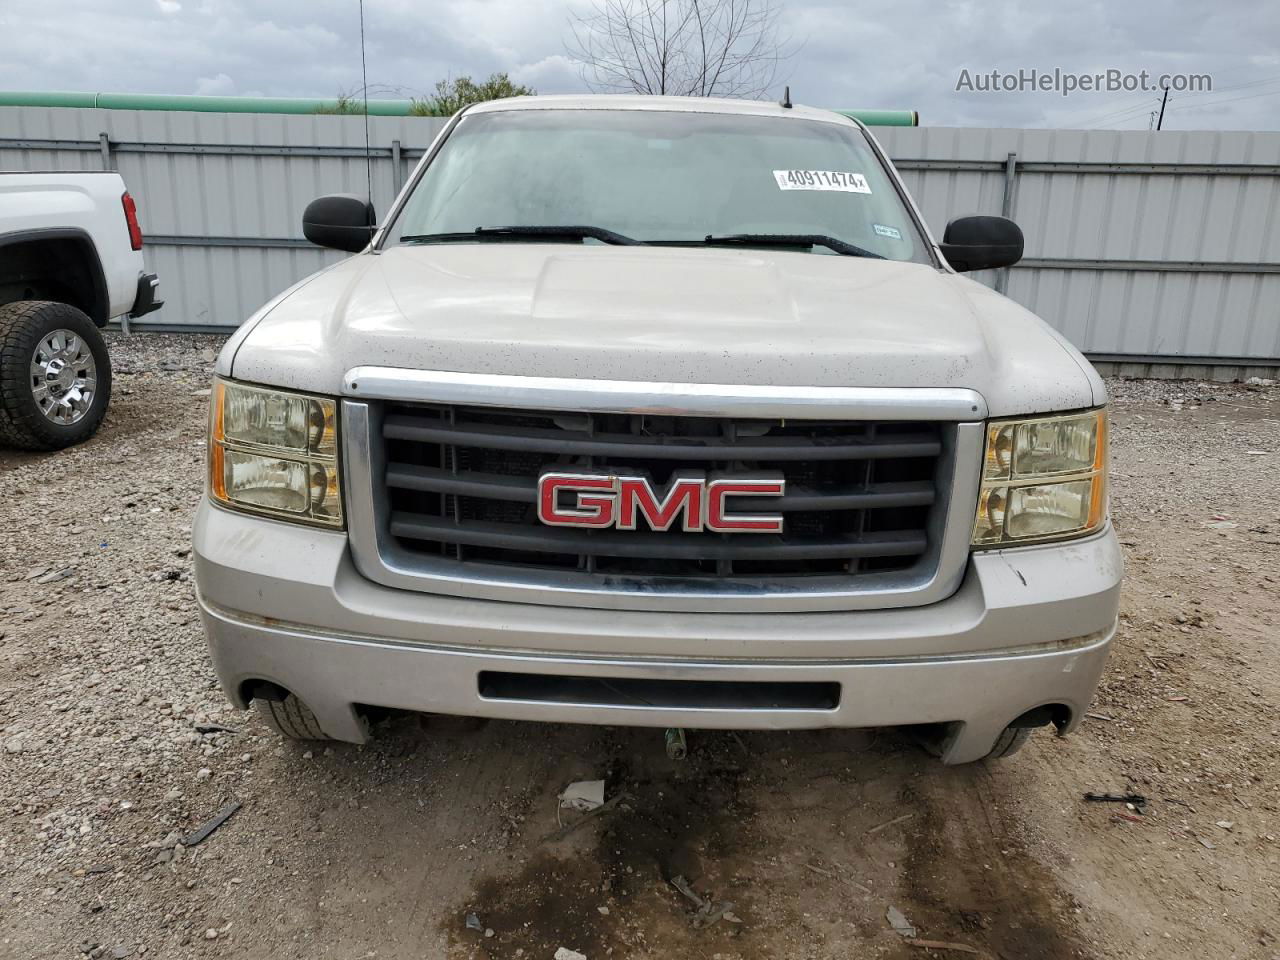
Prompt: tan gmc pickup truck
<box><xmin>194</xmin><ymin>95</ymin><xmax>1120</xmax><ymax>764</ymax></box>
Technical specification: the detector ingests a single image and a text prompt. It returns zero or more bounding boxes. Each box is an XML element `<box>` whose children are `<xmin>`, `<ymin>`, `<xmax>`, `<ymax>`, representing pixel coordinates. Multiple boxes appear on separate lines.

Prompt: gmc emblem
<box><xmin>537</xmin><ymin>472</ymin><xmax>785</xmax><ymax>534</ymax></box>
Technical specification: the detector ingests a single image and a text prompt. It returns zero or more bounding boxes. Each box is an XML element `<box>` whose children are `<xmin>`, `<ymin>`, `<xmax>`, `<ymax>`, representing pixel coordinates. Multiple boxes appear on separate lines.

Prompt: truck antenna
<box><xmin>358</xmin><ymin>0</ymin><xmax>373</xmax><ymax>209</ymax></box>
<box><xmin>780</xmin><ymin>85</ymin><xmax>793</xmax><ymax>109</ymax></box>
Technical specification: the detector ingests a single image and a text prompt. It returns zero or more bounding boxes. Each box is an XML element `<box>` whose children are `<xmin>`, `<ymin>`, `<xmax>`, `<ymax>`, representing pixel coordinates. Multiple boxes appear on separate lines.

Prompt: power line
<box><xmin>1070</xmin><ymin>100</ymin><xmax>1159</xmax><ymax>128</ymax></box>
<box><xmin>1097</xmin><ymin>85</ymin><xmax>1280</xmax><ymax>129</ymax></box>
<box><xmin>1058</xmin><ymin>72</ymin><xmax>1280</xmax><ymax>129</ymax></box>
<box><xmin>1174</xmin><ymin>86</ymin><xmax>1280</xmax><ymax>111</ymax></box>
<box><xmin>1092</xmin><ymin>102</ymin><xmax>1164</xmax><ymax>129</ymax></box>
<box><xmin>1064</xmin><ymin>94</ymin><xmax>1161</xmax><ymax>126</ymax></box>
<box><xmin>1175</xmin><ymin>73</ymin><xmax>1280</xmax><ymax>100</ymax></box>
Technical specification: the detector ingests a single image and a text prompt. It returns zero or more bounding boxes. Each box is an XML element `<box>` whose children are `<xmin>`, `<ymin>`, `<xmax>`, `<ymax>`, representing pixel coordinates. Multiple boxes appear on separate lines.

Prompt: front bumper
<box><xmin>194</xmin><ymin>501</ymin><xmax>1122</xmax><ymax>764</ymax></box>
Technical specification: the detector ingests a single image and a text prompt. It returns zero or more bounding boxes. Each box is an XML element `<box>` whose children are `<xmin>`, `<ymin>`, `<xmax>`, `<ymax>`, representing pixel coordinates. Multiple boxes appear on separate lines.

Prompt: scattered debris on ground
<box><xmin>543</xmin><ymin>791</ymin><xmax>631</xmax><ymax>842</ymax></box>
<box><xmin>668</xmin><ymin>874</ymin><xmax>740</xmax><ymax>929</ymax></box>
<box><xmin>193</xmin><ymin>723</ymin><xmax>238</xmax><ymax>735</ymax></box>
<box><xmin>1083</xmin><ymin>791</ymin><xmax>1149</xmax><ymax>813</ymax></box>
<box><xmin>179</xmin><ymin>800</ymin><xmax>241</xmax><ymax>847</ymax></box>
<box><xmin>887</xmin><ymin>905</ymin><xmax>918</xmax><ymax>937</ymax></box>
<box><xmin>866</xmin><ymin>812</ymin><xmax>914</xmax><ymax>834</ymax></box>
<box><xmin>559</xmin><ymin>779</ymin><xmax>605</xmax><ymax>812</ymax></box>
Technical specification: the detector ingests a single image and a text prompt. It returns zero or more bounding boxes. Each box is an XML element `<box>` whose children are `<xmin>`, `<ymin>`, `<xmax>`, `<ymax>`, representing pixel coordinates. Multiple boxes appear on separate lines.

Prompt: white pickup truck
<box><xmin>0</xmin><ymin>171</ymin><xmax>162</xmax><ymax>449</ymax></box>
<box><xmin>195</xmin><ymin>95</ymin><xmax>1121</xmax><ymax>764</ymax></box>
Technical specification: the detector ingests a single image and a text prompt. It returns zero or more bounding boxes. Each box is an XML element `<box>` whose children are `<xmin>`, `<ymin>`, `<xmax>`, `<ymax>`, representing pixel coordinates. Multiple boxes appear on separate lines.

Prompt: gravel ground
<box><xmin>1</xmin><ymin>333</ymin><xmax>1277</xmax><ymax>960</ymax></box>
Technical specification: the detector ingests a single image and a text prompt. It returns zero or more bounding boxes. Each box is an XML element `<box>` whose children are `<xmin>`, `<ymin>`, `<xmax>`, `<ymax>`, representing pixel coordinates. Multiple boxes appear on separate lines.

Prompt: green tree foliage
<box><xmin>409</xmin><ymin>73</ymin><xmax>535</xmax><ymax>116</ymax></box>
<box><xmin>314</xmin><ymin>93</ymin><xmax>365</xmax><ymax>115</ymax></box>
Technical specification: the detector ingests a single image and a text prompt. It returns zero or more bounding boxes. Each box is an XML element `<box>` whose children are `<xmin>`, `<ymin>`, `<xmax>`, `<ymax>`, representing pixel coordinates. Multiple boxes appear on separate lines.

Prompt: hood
<box><xmin>221</xmin><ymin>245</ymin><xmax>1103</xmax><ymax>417</ymax></box>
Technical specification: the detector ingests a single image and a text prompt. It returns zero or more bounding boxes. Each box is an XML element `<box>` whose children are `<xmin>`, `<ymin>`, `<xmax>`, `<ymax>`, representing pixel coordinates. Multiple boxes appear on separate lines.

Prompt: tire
<box><xmin>983</xmin><ymin>725</ymin><xmax>1033</xmax><ymax>760</ymax></box>
<box><xmin>254</xmin><ymin>693</ymin><xmax>335</xmax><ymax>741</ymax></box>
<box><xmin>0</xmin><ymin>301</ymin><xmax>112</xmax><ymax>451</ymax></box>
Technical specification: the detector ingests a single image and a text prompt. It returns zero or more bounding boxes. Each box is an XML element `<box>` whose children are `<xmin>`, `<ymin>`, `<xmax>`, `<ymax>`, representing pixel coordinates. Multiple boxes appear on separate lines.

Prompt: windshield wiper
<box><xmin>699</xmin><ymin>233</ymin><xmax>885</xmax><ymax>259</ymax></box>
<box><xmin>401</xmin><ymin>225</ymin><xmax>643</xmax><ymax>246</ymax></box>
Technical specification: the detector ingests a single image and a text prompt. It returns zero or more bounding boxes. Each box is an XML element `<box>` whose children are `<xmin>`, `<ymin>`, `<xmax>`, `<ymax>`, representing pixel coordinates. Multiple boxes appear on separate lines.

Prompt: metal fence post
<box><xmin>391</xmin><ymin>139</ymin><xmax>403</xmax><ymax>194</ymax></box>
<box><xmin>995</xmin><ymin>151</ymin><xmax>1017</xmax><ymax>294</ymax></box>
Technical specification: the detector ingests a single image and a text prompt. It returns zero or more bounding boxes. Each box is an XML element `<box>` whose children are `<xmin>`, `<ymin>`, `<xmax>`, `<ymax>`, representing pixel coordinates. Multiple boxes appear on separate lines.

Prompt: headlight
<box><xmin>972</xmin><ymin>409</ymin><xmax>1107</xmax><ymax>546</ymax></box>
<box><xmin>209</xmin><ymin>379</ymin><xmax>342</xmax><ymax>527</ymax></box>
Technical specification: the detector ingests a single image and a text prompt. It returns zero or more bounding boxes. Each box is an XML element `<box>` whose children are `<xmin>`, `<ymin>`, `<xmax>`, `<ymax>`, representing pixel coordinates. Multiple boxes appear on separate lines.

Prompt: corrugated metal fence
<box><xmin>2</xmin><ymin>106</ymin><xmax>1278</xmax><ymax>374</ymax></box>
<box><xmin>876</xmin><ymin>126</ymin><xmax>1280</xmax><ymax>376</ymax></box>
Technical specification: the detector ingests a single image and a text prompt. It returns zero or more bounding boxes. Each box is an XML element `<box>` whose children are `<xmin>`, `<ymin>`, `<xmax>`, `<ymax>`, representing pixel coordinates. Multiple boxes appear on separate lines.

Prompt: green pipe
<box><xmin>0</xmin><ymin>90</ymin><xmax>919</xmax><ymax>125</ymax></box>
<box><xmin>94</xmin><ymin>92</ymin><xmax>414</xmax><ymax>116</ymax></box>
<box><xmin>831</xmin><ymin>109</ymin><xmax>919</xmax><ymax>127</ymax></box>
<box><xmin>0</xmin><ymin>90</ymin><xmax>100</xmax><ymax>109</ymax></box>
<box><xmin>0</xmin><ymin>90</ymin><xmax>413</xmax><ymax>115</ymax></box>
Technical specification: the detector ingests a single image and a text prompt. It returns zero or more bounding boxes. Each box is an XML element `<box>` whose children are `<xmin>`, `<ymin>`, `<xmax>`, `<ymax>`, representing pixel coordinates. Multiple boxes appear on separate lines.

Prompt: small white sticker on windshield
<box><xmin>873</xmin><ymin>223</ymin><xmax>903</xmax><ymax>240</ymax></box>
<box><xmin>773</xmin><ymin>170</ymin><xmax>871</xmax><ymax>193</ymax></box>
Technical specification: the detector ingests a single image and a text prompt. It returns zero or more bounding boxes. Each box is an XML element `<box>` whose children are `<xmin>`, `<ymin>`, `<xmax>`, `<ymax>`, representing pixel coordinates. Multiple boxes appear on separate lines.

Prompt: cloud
<box><xmin>194</xmin><ymin>72</ymin><xmax>235</xmax><ymax>96</ymax></box>
<box><xmin>510</xmin><ymin>55</ymin><xmax>579</xmax><ymax>92</ymax></box>
<box><xmin>0</xmin><ymin>0</ymin><xmax>1275</xmax><ymax>130</ymax></box>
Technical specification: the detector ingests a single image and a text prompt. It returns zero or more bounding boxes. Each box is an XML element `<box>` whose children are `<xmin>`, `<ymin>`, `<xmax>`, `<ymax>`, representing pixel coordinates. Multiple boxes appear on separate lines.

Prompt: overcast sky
<box><xmin>2</xmin><ymin>0</ymin><xmax>1277</xmax><ymax>130</ymax></box>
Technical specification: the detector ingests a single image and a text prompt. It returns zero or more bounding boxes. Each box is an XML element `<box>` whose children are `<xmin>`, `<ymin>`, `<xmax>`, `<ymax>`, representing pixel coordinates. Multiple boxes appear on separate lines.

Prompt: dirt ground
<box><xmin>1</xmin><ymin>333</ymin><xmax>1277</xmax><ymax>960</ymax></box>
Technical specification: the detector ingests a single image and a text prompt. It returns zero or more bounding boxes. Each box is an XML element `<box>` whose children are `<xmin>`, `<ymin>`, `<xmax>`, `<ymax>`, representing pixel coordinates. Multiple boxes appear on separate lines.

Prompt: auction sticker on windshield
<box><xmin>773</xmin><ymin>170</ymin><xmax>871</xmax><ymax>193</ymax></box>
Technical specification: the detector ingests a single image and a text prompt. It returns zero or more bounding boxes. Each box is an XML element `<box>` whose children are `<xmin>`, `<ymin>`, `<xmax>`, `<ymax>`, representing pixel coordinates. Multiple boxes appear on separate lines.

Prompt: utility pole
<box><xmin>1156</xmin><ymin>84</ymin><xmax>1169</xmax><ymax>130</ymax></box>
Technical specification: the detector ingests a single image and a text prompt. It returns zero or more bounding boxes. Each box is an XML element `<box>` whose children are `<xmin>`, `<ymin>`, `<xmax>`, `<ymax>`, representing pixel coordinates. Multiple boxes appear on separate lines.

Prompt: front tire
<box><xmin>253</xmin><ymin>693</ymin><xmax>335</xmax><ymax>741</ymax></box>
<box><xmin>983</xmin><ymin>725</ymin><xmax>1032</xmax><ymax>760</ymax></box>
<box><xmin>0</xmin><ymin>301</ymin><xmax>112</xmax><ymax>451</ymax></box>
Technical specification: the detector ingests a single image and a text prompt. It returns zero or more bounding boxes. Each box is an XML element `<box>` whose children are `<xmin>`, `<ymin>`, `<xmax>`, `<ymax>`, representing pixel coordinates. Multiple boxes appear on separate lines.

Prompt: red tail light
<box><xmin>121</xmin><ymin>191</ymin><xmax>143</xmax><ymax>250</ymax></box>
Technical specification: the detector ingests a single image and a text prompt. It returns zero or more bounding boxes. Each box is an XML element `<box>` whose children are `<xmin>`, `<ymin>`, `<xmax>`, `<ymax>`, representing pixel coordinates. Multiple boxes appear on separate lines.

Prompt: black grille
<box><xmin>378</xmin><ymin>403</ymin><xmax>946</xmax><ymax>583</ymax></box>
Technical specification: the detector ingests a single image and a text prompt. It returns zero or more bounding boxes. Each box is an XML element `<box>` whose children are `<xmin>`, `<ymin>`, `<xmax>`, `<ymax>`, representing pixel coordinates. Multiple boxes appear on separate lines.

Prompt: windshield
<box><xmin>385</xmin><ymin>109</ymin><xmax>932</xmax><ymax>263</ymax></box>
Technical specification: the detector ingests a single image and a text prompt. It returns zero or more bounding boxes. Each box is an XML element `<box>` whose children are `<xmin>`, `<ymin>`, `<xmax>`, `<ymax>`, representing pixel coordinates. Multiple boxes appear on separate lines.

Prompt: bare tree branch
<box><xmin>565</xmin><ymin>0</ymin><xmax>794</xmax><ymax>100</ymax></box>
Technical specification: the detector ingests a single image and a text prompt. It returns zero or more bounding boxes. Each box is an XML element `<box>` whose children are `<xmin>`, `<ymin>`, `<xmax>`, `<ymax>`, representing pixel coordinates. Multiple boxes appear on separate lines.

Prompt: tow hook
<box><xmin>665</xmin><ymin>727</ymin><xmax>688</xmax><ymax>760</ymax></box>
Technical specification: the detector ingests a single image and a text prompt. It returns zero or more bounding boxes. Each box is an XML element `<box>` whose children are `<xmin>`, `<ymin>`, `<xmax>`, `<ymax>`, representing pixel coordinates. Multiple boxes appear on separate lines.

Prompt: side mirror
<box><xmin>939</xmin><ymin>215</ymin><xmax>1023</xmax><ymax>272</ymax></box>
<box><xmin>302</xmin><ymin>194</ymin><xmax>376</xmax><ymax>253</ymax></box>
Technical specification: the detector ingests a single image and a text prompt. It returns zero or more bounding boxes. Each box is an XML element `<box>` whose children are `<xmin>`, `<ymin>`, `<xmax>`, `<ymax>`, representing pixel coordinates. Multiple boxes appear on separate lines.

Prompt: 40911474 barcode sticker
<box><xmin>772</xmin><ymin>170</ymin><xmax>871</xmax><ymax>193</ymax></box>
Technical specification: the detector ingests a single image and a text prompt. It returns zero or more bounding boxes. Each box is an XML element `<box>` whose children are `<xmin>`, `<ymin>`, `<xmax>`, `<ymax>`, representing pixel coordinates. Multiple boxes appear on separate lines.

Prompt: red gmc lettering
<box><xmin>617</xmin><ymin>477</ymin><xmax>703</xmax><ymax>531</ymax></box>
<box><xmin>538</xmin><ymin>473</ymin><xmax>617</xmax><ymax>527</ymax></box>
<box><xmin>537</xmin><ymin>473</ymin><xmax>784</xmax><ymax>534</ymax></box>
<box><xmin>706</xmin><ymin>479</ymin><xmax>786</xmax><ymax>533</ymax></box>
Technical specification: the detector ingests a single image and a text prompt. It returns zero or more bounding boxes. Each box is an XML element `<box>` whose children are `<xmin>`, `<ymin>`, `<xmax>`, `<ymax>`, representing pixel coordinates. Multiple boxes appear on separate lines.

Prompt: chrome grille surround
<box><xmin>343</xmin><ymin>369</ymin><xmax>985</xmax><ymax>613</ymax></box>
